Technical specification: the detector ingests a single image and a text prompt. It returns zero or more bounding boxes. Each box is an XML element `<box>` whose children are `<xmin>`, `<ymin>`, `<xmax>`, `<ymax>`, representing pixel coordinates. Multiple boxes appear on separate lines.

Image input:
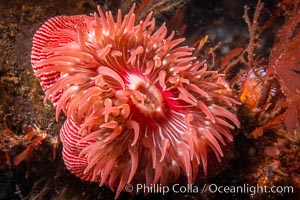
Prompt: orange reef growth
<box><xmin>223</xmin><ymin>0</ymin><xmax>300</xmax><ymax>136</ymax></box>
<box><xmin>0</xmin><ymin>123</ymin><xmax>47</xmax><ymax>177</ymax></box>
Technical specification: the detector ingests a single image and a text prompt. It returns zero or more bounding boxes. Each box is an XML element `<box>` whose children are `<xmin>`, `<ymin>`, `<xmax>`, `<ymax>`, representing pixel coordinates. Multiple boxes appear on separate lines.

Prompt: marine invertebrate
<box><xmin>31</xmin><ymin>5</ymin><xmax>240</xmax><ymax>198</ymax></box>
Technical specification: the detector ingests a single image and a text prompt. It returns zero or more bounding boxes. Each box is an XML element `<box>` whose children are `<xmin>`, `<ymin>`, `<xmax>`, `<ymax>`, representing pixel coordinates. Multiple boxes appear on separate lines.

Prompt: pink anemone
<box><xmin>31</xmin><ymin>5</ymin><xmax>240</xmax><ymax>198</ymax></box>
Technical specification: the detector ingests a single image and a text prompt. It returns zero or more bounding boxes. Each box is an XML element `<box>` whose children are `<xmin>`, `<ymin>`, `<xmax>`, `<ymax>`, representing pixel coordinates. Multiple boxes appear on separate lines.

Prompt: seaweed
<box><xmin>266</xmin><ymin>0</ymin><xmax>300</xmax><ymax>132</ymax></box>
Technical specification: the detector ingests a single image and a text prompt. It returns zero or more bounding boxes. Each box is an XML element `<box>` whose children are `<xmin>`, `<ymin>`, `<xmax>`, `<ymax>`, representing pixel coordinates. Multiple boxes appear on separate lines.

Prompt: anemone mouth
<box><xmin>126</xmin><ymin>73</ymin><xmax>165</xmax><ymax>118</ymax></box>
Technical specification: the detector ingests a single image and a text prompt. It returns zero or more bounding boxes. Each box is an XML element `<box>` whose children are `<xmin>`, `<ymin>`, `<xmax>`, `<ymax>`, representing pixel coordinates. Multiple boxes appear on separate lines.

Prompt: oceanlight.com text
<box><xmin>125</xmin><ymin>183</ymin><xmax>294</xmax><ymax>196</ymax></box>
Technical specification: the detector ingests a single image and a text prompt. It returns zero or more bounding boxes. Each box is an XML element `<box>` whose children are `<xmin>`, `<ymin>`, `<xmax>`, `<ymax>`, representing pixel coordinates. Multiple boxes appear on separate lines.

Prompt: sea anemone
<box><xmin>31</xmin><ymin>5</ymin><xmax>240</xmax><ymax>198</ymax></box>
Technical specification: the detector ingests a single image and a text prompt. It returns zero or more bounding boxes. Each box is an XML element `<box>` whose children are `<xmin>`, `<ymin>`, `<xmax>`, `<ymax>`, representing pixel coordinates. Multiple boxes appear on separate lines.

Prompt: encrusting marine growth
<box><xmin>31</xmin><ymin>4</ymin><xmax>240</xmax><ymax>198</ymax></box>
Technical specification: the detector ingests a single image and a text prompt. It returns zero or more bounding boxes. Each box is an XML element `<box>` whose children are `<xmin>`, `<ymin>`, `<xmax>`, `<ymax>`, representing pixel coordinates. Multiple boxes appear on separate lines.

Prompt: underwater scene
<box><xmin>0</xmin><ymin>0</ymin><xmax>299</xmax><ymax>199</ymax></box>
